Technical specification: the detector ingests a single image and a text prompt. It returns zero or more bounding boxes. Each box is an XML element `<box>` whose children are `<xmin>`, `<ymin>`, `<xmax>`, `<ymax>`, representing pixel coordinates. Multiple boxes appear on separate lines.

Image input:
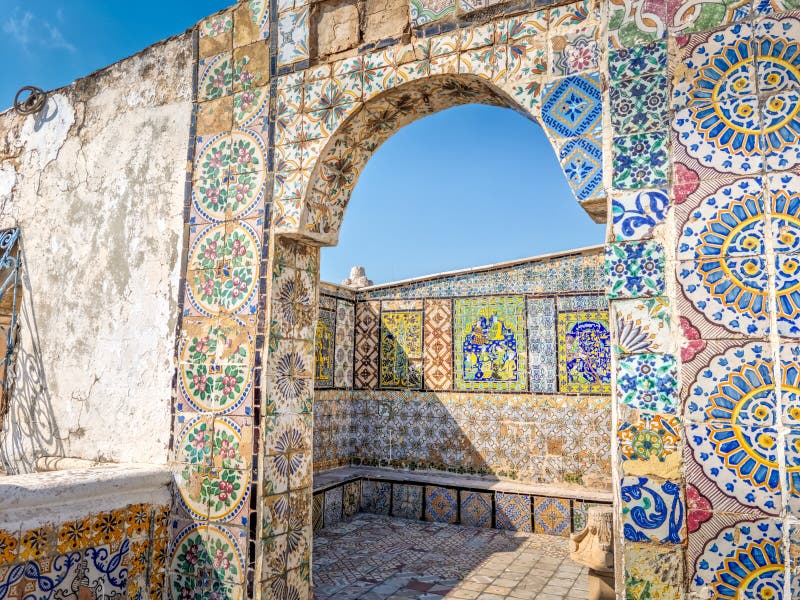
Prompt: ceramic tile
<box><xmin>460</xmin><ymin>491</ymin><xmax>492</xmax><ymax>528</ymax></box>
<box><xmin>343</xmin><ymin>481</ymin><xmax>360</xmax><ymax>517</ymax></box>
<box><xmin>558</xmin><ymin>132</ymin><xmax>604</xmax><ymax>202</ymax></box>
<box><xmin>610</xmin><ymin>75</ymin><xmax>668</xmax><ymax>135</ymax></box>
<box><xmin>277</xmin><ymin>7</ymin><xmax>309</xmax><ymax>67</ymax></box>
<box><xmin>312</xmin><ymin>494</ymin><xmax>323</xmax><ymax>531</ymax></box>
<box><xmin>608</xmin><ymin>41</ymin><xmax>667</xmax><ymax>81</ymax></box>
<box><xmin>617</xmin><ymin>353</ymin><xmax>678</xmax><ymax>413</ymax></box>
<box><xmin>232</xmin><ymin>42</ymin><xmax>269</xmax><ymax>93</ymax></box>
<box><xmin>324</xmin><ymin>486</ymin><xmax>343</xmax><ymax>527</ymax></box>
<box><xmin>556</xmin><ymin>309</ymin><xmax>611</xmax><ymax>394</ymax></box>
<box><xmin>624</xmin><ymin>543</ymin><xmax>683</xmax><ymax>600</ymax></box>
<box><xmin>612</xmin><ymin>132</ymin><xmax>668</xmax><ymax>189</ymax></box>
<box><xmin>550</xmin><ymin>26</ymin><xmax>598</xmax><ymax>76</ymax></box>
<box><xmin>533</xmin><ymin>497</ymin><xmax>570</xmax><ymax>536</ymax></box>
<box><xmin>614</xmin><ymin>297</ymin><xmax>671</xmax><ymax>355</ymax></box>
<box><xmin>424</xmin><ymin>487</ymin><xmax>458</xmax><ymax>524</ymax></box>
<box><xmin>199</xmin><ymin>52</ymin><xmax>233</xmax><ymax>101</ymax></box>
<box><xmin>621</xmin><ymin>476</ymin><xmax>685</xmax><ymax>543</ymax></box>
<box><xmin>234</xmin><ymin>0</ymin><xmax>269</xmax><ymax>47</ymax></box>
<box><xmin>688</xmin><ymin>517</ymin><xmax>783</xmax><ymax>599</ymax></box>
<box><xmin>495</xmin><ymin>492</ymin><xmax>531</xmax><ymax>532</ymax></box>
<box><xmin>677</xmin><ymin>257</ymin><xmax>772</xmax><ymax>338</ymax></box>
<box><xmin>360</xmin><ymin>480</ymin><xmax>391</xmax><ymax>515</ymax></box>
<box><xmin>605</xmin><ymin>241</ymin><xmax>665</xmax><ymax>299</ymax></box>
<box><xmin>200</xmin><ymin>12</ymin><xmax>233</xmax><ymax>59</ymax></box>
<box><xmin>410</xmin><ymin>0</ymin><xmax>455</xmax><ymax>27</ymax></box>
<box><xmin>392</xmin><ymin>484</ymin><xmax>423</xmax><ymax>520</ymax></box>
<box><xmin>607</xmin><ymin>0</ymin><xmax>666</xmax><ymax>48</ymax></box>
<box><xmin>618</xmin><ymin>411</ymin><xmax>681</xmax><ymax>478</ymax></box>
<box><xmin>540</xmin><ymin>73</ymin><xmax>602</xmax><ymax>139</ymax></box>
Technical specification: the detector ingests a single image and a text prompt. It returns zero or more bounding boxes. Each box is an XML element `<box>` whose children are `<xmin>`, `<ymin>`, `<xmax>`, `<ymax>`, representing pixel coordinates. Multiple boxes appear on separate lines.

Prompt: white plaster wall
<box><xmin>0</xmin><ymin>33</ymin><xmax>194</xmax><ymax>473</ymax></box>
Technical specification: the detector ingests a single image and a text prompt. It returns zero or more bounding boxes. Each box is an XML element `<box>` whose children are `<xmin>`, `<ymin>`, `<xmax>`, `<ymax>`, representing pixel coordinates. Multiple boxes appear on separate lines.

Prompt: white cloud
<box><xmin>3</xmin><ymin>7</ymin><xmax>76</xmax><ymax>54</ymax></box>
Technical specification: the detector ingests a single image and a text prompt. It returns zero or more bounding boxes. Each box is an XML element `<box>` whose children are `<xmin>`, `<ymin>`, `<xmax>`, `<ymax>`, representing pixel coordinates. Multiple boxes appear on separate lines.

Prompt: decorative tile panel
<box><xmin>354</xmin><ymin>301</ymin><xmax>380</xmax><ymax>389</ymax></box>
<box><xmin>621</xmin><ymin>477</ymin><xmax>685</xmax><ymax>543</ymax></box>
<box><xmin>315</xmin><ymin>308</ymin><xmax>335</xmax><ymax>388</ymax></box>
<box><xmin>527</xmin><ymin>297</ymin><xmax>557</xmax><ymax>393</ymax></box>
<box><xmin>379</xmin><ymin>311</ymin><xmax>423</xmax><ymax>389</ymax></box>
<box><xmin>533</xmin><ymin>497</ymin><xmax>571</xmax><ymax>536</ymax></box>
<box><xmin>612</xmin><ymin>132</ymin><xmax>668</xmax><ymax>189</ymax></box>
<box><xmin>423</xmin><ymin>299</ymin><xmax>453</xmax><ymax>391</ymax></box>
<box><xmin>556</xmin><ymin>310</ymin><xmax>611</xmax><ymax>394</ymax></box>
<box><xmin>495</xmin><ymin>492</ymin><xmax>532</xmax><ymax>532</ymax></box>
<box><xmin>392</xmin><ymin>484</ymin><xmax>423</xmax><ymax>520</ymax></box>
<box><xmin>453</xmin><ymin>296</ymin><xmax>528</xmax><ymax>391</ymax></box>
<box><xmin>334</xmin><ymin>299</ymin><xmax>355</xmax><ymax>388</ymax></box>
<box><xmin>424</xmin><ymin>487</ymin><xmax>458</xmax><ymax>523</ymax></box>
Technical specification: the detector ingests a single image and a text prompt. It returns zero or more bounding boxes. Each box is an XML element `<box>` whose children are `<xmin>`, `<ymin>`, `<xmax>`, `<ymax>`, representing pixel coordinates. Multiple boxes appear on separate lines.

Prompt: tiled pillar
<box><xmin>260</xmin><ymin>237</ymin><xmax>319</xmax><ymax>598</ymax></box>
<box><xmin>607</xmin><ymin>3</ymin><xmax>800</xmax><ymax>598</ymax></box>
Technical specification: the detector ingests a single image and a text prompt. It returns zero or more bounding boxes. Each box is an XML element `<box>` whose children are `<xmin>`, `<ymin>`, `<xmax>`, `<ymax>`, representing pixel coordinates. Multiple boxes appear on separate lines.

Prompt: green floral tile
<box><xmin>613</xmin><ymin>132</ymin><xmax>668</xmax><ymax>189</ymax></box>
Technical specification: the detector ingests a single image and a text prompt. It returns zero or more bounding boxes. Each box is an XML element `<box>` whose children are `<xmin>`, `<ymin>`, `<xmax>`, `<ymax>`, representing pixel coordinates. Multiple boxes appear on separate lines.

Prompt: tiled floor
<box><xmin>312</xmin><ymin>514</ymin><xmax>589</xmax><ymax>599</ymax></box>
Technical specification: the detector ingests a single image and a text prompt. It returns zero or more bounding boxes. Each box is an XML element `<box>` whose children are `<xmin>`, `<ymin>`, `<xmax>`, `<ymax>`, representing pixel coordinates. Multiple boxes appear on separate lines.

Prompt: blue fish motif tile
<box><xmin>541</xmin><ymin>73</ymin><xmax>602</xmax><ymax>139</ymax></box>
<box><xmin>612</xmin><ymin>189</ymin><xmax>669</xmax><ymax>241</ymax></box>
<box><xmin>617</xmin><ymin>353</ymin><xmax>678</xmax><ymax>413</ymax></box>
<box><xmin>620</xmin><ymin>476</ymin><xmax>685</xmax><ymax>543</ymax></box>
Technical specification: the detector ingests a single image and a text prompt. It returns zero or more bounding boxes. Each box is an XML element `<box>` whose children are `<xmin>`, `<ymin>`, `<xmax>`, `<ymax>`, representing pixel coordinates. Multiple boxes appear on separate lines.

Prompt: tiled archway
<box><xmin>167</xmin><ymin>0</ymin><xmax>800</xmax><ymax>598</ymax></box>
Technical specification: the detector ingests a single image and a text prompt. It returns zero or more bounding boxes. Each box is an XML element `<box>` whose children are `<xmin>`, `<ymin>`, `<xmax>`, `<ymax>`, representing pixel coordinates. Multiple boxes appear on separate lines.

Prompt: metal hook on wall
<box><xmin>13</xmin><ymin>86</ymin><xmax>47</xmax><ymax>116</ymax></box>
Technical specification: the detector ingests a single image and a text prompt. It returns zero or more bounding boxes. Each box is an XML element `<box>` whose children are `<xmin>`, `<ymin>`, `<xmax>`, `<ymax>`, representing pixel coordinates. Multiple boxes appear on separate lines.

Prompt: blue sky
<box><xmin>1</xmin><ymin>1</ymin><xmax>605</xmax><ymax>285</ymax></box>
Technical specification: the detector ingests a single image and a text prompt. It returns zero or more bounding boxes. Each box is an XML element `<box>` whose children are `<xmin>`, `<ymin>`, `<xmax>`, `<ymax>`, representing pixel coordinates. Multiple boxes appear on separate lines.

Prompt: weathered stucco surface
<box><xmin>0</xmin><ymin>33</ymin><xmax>194</xmax><ymax>473</ymax></box>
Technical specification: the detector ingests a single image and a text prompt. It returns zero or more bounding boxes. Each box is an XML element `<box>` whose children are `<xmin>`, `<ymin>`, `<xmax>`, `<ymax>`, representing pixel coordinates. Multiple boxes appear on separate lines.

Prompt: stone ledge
<box><xmin>0</xmin><ymin>462</ymin><xmax>172</xmax><ymax>530</ymax></box>
<box><xmin>314</xmin><ymin>465</ymin><xmax>613</xmax><ymax>503</ymax></box>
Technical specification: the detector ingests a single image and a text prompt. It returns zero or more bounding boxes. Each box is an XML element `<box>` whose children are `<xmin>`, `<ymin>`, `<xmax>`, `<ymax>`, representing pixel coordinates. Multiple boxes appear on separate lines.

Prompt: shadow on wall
<box><xmin>0</xmin><ymin>240</ymin><xmax>63</xmax><ymax>474</ymax></box>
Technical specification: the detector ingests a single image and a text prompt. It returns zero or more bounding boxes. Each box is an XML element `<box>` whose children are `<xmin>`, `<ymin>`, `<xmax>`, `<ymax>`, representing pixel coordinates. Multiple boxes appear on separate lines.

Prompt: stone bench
<box><xmin>313</xmin><ymin>466</ymin><xmax>612</xmax><ymax>536</ymax></box>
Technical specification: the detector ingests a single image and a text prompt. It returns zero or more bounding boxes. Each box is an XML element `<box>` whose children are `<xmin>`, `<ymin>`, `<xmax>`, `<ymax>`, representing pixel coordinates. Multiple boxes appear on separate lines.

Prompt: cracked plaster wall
<box><xmin>0</xmin><ymin>33</ymin><xmax>194</xmax><ymax>473</ymax></box>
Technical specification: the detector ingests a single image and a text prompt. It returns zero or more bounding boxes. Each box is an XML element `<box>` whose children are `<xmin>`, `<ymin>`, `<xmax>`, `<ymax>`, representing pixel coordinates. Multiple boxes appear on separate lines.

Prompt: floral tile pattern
<box><xmin>277</xmin><ymin>7</ymin><xmax>309</xmax><ymax>67</ymax></box>
<box><xmin>609</xmin><ymin>75</ymin><xmax>668</xmax><ymax>135</ymax></box>
<box><xmin>614</xmin><ymin>297</ymin><xmax>671</xmax><ymax>355</ymax></box>
<box><xmin>527</xmin><ymin>297</ymin><xmax>557</xmax><ymax>393</ymax></box>
<box><xmin>617</xmin><ymin>354</ymin><xmax>678</xmax><ymax>413</ymax></box>
<box><xmin>612</xmin><ymin>132</ymin><xmax>668</xmax><ymax>189</ymax></box>
<box><xmin>392</xmin><ymin>484</ymin><xmax>423</xmax><ymax>520</ymax></box>
<box><xmin>605</xmin><ymin>241</ymin><xmax>665</xmax><ymax>299</ymax></box>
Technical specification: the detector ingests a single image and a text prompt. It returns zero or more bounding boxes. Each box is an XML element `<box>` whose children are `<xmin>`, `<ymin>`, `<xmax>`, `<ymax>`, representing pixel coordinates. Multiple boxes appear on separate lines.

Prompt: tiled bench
<box><xmin>312</xmin><ymin>466</ymin><xmax>612</xmax><ymax>537</ymax></box>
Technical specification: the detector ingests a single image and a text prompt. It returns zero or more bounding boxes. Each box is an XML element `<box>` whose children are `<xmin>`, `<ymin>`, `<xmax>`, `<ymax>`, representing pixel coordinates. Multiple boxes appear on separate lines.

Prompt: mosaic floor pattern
<box><xmin>312</xmin><ymin>513</ymin><xmax>588</xmax><ymax>599</ymax></box>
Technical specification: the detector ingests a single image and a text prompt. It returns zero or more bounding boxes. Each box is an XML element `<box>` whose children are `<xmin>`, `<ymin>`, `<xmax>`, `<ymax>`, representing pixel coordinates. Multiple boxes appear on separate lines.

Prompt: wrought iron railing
<box><xmin>0</xmin><ymin>228</ymin><xmax>21</xmax><ymax>402</ymax></box>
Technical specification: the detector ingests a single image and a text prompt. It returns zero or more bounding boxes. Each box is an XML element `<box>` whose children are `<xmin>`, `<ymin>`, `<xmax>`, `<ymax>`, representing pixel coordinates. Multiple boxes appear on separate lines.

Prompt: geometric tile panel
<box><xmin>533</xmin><ymin>497</ymin><xmax>571</xmax><ymax>536</ymax></box>
<box><xmin>424</xmin><ymin>487</ymin><xmax>458</xmax><ymax>523</ymax></box>
<box><xmin>558</xmin><ymin>132</ymin><xmax>605</xmax><ymax>202</ymax></box>
<box><xmin>541</xmin><ymin>73</ymin><xmax>602</xmax><ymax>139</ymax></box>
<box><xmin>495</xmin><ymin>492</ymin><xmax>532</xmax><ymax>532</ymax></box>
<box><xmin>354</xmin><ymin>301</ymin><xmax>380</xmax><ymax>389</ymax></box>
<box><xmin>361</xmin><ymin>480</ymin><xmax>391</xmax><ymax>515</ymax></box>
<box><xmin>392</xmin><ymin>484</ymin><xmax>423</xmax><ymax>521</ymax></box>
<box><xmin>527</xmin><ymin>297</ymin><xmax>557</xmax><ymax>393</ymax></box>
<box><xmin>461</xmin><ymin>491</ymin><xmax>493</xmax><ymax>528</ymax></box>
<box><xmin>423</xmin><ymin>299</ymin><xmax>453</xmax><ymax>390</ymax></box>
